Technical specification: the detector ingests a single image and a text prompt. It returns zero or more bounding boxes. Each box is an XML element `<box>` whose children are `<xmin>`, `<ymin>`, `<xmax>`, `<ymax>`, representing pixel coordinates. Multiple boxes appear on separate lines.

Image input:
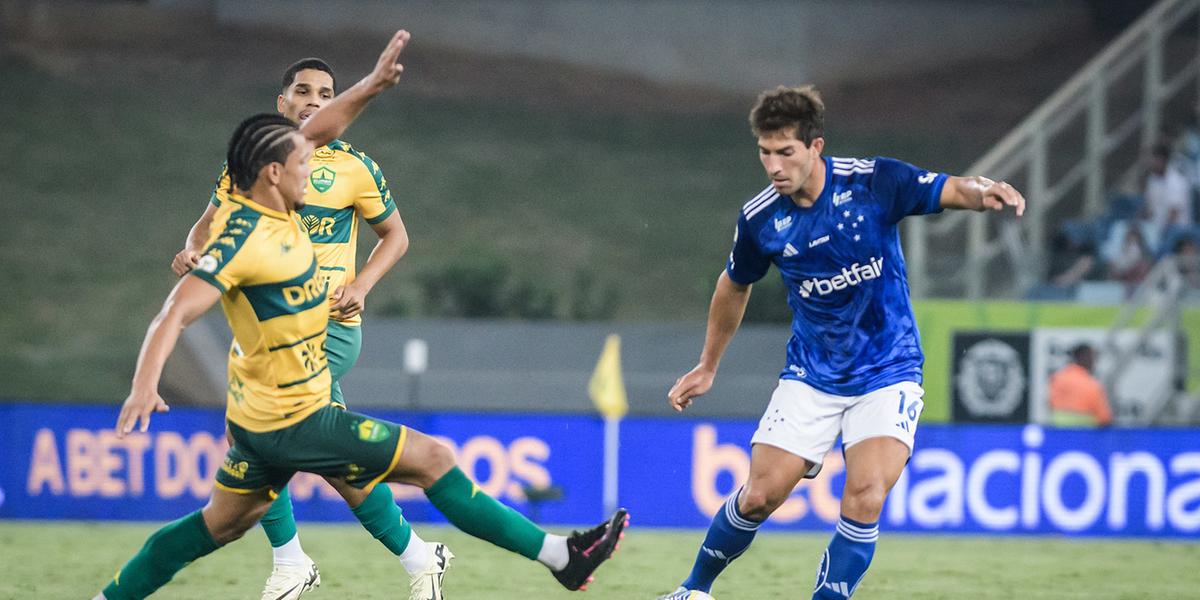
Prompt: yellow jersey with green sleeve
<box><xmin>191</xmin><ymin>193</ymin><xmax>332</xmax><ymax>432</ymax></box>
<box><xmin>209</xmin><ymin>139</ymin><xmax>396</xmax><ymax>326</ymax></box>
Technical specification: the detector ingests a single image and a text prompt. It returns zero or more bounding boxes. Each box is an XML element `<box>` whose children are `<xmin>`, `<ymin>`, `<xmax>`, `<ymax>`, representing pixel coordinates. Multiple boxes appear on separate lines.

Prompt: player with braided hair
<box><xmin>94</xmin><ymin>30</ymin><xmax>627</xmax><ymax>600</ymax></box>
<box><xmin>171</xmin><ymin>54</ymin><xmax>413</xmax><ymax>600</ymax></box>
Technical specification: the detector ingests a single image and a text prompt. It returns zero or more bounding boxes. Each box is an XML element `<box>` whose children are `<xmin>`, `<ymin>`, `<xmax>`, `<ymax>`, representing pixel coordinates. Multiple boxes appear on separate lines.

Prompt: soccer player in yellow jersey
<box><xmin>95</xmin><ymin>30</ymin><xmax>627</xmax><ymax>600</ymax></box>
<box><xmin>170</xmin><ymin>56</ymin><xmax>411</xmax><ymax>599</ymax></box>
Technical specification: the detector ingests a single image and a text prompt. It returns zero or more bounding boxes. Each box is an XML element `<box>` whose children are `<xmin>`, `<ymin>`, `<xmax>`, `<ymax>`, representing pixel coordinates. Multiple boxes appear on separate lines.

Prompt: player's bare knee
<box><xmin>738</xmin><ymin>486</ymin><xmax>786</xmax><ymax>521</ymax></box>
<box><xmin>422</xmin><ymin>437</ymin><xmax>457</xmax><ymax>479</ymax></box>
<box><xmin>842</xmin><ymin>480</ymin><xmax>888</xmax><ymax>520</ymax></box>
<box><xmin>205</xmin><ymin>511</ymin><xmax>259</xmax><ymax>545</ymax></box>
<box><xmin>391</xmin><ymin>431</ymin><xmax>457</xmax><ymax>488</ymax></box>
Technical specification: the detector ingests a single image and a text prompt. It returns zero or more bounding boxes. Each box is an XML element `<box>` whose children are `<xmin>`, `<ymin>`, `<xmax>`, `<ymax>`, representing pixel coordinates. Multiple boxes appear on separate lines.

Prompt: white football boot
<box><xmin>260</xmin><ymin>555</ymin><xmax>320</xmax><ymax>600</ymax></box>
<box><xmin>408</xmin><ymin>542</ymin><xmax>454</xmax><ymax>600</ymax></box>
<box><xmin>657</xmin><ymin>587</ymin><xmax>717</xmax><ymax>600</ymax></box>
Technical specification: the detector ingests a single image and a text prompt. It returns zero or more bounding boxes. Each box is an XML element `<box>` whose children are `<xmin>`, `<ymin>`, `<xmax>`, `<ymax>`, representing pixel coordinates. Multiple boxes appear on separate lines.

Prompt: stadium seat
<box><xmin>1159</xmin><ymin>225</ymin><xmax>1200</xmax><ymax>258</ymax></box>
<box><xmin>1107</xmin><ymin>193</ymin><xmax>1144</xmax><ymax>220</ymax></box>
<box><xmin>1025</xmin><ymin>283</ymin><xmax>1075</xmax><ymax>301</ymax></box>
<box><xmin>1074</xmin><ymin>281</ymin><xmax>1126</xmax><ymax>304</ymax></box>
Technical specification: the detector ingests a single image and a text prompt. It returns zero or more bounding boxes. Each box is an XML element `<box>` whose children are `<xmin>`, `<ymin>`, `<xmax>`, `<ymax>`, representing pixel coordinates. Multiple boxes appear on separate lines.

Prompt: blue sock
<box><xmin>680</xmin><ymin>488</ymin><xmax>761</xmax><ymax>593</ymax></box>
<box><xmin>813</xmin><ymin>515</ymin><xmax>878</xmax><ymax>599</ymax></box>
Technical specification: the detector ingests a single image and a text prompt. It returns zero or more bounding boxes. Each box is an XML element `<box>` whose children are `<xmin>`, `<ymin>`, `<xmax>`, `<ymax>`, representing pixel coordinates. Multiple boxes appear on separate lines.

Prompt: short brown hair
<box><xmin>750</xmin><ymin>85</ymin><xmax>825</xmax><ymax>144</ymax></box>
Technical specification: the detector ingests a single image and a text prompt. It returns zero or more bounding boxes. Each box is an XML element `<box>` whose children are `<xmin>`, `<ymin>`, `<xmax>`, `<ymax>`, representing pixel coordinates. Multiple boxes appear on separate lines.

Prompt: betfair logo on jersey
<box><xmin>355</xmin><ymin>419</ymin><xmax>391</xmax><ymax>443</ymax></box>
<box><xmin>221</xmin><ymin>458</ymin><xmax>249</xmax><ymax>480</ymax></box>
<box><xmin>282</xmin><ymin>275</ymin><xmax>327</xmax><ymax>307</ymax></box>
<box><xmin>302</xmin><ymin>214</ymin><xmax>336</xmax><ymax>237</ymax></box>
<box><xmin>798</xmin><ymin>257</ymin><xmax>884</xmax><ymax>299</ymax></box>
<box><xmin>310</xmin><ymin>166</ymin><xmax>336</xmax><ymax>193</ymax></box>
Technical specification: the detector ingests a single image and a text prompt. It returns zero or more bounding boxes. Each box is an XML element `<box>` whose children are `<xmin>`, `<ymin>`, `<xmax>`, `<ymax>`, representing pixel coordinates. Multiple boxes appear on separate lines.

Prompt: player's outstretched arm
<box><xmin>668</xmin><ymin>271</ymin><xmax>752</xmax><ymax>412</ymax></box>
<box><xmin>299</xmin><ymin>29</ymin><xmax>411</xmax><ymax>147</ymax></box>
<box><xmin>940</xmin><ymin>175</ymin><xmax>1026</xmax><ymax>216</ymax></box>
<box><xmin>171</xmin><ymin>202</ymin><xmax>220</xmax><ymax>277</ymax></box>
<box><xmin>116</xmin><ymin>276</ymin><xmax>222</xmax><ymax>437</ymax></box>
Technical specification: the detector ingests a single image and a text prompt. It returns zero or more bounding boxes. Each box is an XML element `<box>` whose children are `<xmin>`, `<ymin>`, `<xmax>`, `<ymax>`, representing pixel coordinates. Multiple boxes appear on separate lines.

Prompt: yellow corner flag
<box><xmin>589</xmin><ymin>334</ymin><xmax>629</xmax><ymax>419</ymax></box>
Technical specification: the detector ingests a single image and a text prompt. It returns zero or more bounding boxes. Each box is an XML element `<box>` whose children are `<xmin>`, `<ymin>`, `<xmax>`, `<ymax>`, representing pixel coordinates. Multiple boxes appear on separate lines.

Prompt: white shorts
<box><xmin>749</xmin><ymin>379</ymin><xmax>925</xmax><ymax>478</ymax></box>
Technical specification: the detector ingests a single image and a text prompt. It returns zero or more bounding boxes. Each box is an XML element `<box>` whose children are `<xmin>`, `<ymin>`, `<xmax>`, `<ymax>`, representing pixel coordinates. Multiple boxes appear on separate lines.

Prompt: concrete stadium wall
<box><xmin>166</xmin><ymin>301</ymin><xmax>1199</xmax><ymax>422</ymax></box>
<box><xmin>207</xmin><ymin>0</ymin><xmax>1092</xmax><ymax>90</ymax></box>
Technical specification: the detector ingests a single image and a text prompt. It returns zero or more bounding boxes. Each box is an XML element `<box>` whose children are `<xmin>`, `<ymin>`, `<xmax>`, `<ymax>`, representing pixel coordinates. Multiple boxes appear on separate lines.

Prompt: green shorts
<box><xmin>215</xmin><ymin>404</ymin><xmax>405</xmax><ymax>495</ymax></box>
<box><xmin>326</xmin><ymin>321</ymin><xmax>362</xmax><ymax>407</ymax></box>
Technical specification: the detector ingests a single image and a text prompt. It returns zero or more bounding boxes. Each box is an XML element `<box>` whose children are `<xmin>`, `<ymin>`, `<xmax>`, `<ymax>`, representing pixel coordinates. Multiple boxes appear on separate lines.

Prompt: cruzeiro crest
<box><xmin>310</xmin><ymin>166</ymin><xmax>336</xmax><ymax>193</ymax></box>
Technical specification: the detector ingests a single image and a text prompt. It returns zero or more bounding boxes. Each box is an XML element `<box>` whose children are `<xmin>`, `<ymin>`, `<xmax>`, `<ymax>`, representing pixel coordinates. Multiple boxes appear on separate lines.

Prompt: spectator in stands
<box><xmin>1048</xmin><ymin>344</ymin><xmax>1113</xmax><ymax>427</ymax></box>
<box><xmin>1172</xmin><ymin>236</ymin><xmax>1200</xmax><ymax>289</ymax></box>
<box><xmin>1171</xmin><ymin>114</ymin><xmax>1200</xmax><ymax>189</ymax></box>
<box><xmin>1143</xmin><ymin>143</ymin><xmax>1193</xmax><ymax>235</ymax></box>
<box><xmin>1048</xmin><ymin>230</ymin><xmax>1102</xmax><ymax>290</ymax></box>
<box><xmin>1106</xmin><ymin>224</ymin><xmax>1153</xmax><ymax>294</ymax></box>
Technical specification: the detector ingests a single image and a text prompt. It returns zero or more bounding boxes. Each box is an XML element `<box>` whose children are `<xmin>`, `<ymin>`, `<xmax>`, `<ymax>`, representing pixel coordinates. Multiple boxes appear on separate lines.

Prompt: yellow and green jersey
<box><xmin>191</xmin><ymin>193</ymin><xmax>332</xmax><ymax>432</ymax></box>
<box><xmin>210</xmin><ymin>139</ymin><xmax>396</xmax><ymax>326</ymax></box>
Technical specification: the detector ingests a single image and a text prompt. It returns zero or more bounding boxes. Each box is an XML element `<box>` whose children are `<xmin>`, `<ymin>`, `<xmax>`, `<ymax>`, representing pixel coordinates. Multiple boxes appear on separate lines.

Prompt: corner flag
<box><xmin>589</xmin><ymin>334</ymin><xmax>628</xmax><ymax>419</ymax></box>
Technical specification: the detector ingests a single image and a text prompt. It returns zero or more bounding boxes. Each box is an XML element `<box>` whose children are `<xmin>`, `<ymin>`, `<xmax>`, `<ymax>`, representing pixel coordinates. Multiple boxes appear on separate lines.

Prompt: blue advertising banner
<box><xmin>0</xmin><ymin>404</ymin><xmax>602</xmax><ymax>527</ymax></box>
<box><xmin>2</xmin><ymin>403</ymin><xmax>1198</xmax><ymax>537</ymax></box>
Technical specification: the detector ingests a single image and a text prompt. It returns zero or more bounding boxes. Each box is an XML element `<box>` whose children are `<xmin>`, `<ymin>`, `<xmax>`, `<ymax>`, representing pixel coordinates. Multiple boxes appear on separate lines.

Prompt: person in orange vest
<box><xmin>1048</xmin><ymin>344</ymin><xmax>1113</xmax><ymax>427</ymax></box>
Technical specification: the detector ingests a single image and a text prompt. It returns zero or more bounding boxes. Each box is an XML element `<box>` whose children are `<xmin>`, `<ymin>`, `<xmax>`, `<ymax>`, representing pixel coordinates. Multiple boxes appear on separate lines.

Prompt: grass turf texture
<box><xmin>2</xmin><ymin>520</ymin><xmax>1195</xmax><ymax>599</ymax></box>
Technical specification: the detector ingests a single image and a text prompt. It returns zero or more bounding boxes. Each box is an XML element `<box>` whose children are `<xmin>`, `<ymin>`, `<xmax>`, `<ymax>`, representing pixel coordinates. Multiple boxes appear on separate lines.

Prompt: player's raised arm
<box><xmin>940</xmin><ymin>175</ymin><xmax>1026</xmax><ymax>216</ymax></box>
<box><xmin>116</xmin><ymin>276</ymin><xmax>221</xmax><ymax>436</ymax></box>
<box><xmin>299</xmin><ymin>29</ymin><xmax>410</xmax><ymax>147</ymax></box>
<box><xmin>668</xmin><ymin>272</ymin><xmax>753</xmax><ymax>412</ymax></box>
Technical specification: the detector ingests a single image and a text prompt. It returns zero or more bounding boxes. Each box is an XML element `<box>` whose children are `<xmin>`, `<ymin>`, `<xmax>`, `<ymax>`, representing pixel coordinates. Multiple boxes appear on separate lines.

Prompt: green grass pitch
<box><xmin>1</xmin><ymin>521</ymin><xmax>1196</xmax><ymax>599</ymax></box>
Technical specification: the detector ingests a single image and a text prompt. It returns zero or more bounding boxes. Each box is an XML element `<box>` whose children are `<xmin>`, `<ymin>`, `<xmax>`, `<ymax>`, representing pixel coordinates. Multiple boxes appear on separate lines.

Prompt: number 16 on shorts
<box><xmin>896</xmin><ymin>390</ymin><xmax>922</xmax><ymax>433</ymax></box>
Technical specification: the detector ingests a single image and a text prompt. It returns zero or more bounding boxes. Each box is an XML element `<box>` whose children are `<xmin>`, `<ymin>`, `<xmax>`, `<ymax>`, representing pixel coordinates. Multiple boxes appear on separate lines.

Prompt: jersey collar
<box><xmin>227</xmin><ymin>192</ymin><xmax>291</xmax><ymax>220</ymax></box>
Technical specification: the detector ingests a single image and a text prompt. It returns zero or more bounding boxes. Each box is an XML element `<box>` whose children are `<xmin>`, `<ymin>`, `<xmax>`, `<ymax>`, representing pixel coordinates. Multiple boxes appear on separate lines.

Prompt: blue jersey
<box><xmin>726</xmin><ymin>156</ymin><xmax>947</xmax><ymax>396</ymax></box>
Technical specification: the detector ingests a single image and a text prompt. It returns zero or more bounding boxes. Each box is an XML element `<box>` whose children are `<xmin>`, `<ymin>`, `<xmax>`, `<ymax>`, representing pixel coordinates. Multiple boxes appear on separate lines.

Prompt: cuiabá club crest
<box><xmin>310</xmin><ymin>166</ymin><xmax>336</xmax><ymax>193</ymax></box>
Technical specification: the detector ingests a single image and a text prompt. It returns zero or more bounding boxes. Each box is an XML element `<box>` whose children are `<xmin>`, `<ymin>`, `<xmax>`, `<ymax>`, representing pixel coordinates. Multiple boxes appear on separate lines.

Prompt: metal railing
<box><xmin>1100</xmin><ymin>256</ymin><xmax>1195</xmax><ymax>424</ymax></box>
<box><xmin>907</xmin><ymin>0</ymin><xmax>1200</xmax><ymax>299</ymax></box>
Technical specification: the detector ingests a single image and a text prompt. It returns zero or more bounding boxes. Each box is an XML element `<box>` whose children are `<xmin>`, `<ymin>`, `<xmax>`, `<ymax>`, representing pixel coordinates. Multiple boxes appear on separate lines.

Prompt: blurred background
<box><xmin>2</xmin><ymin>0</ymin><xmax>1200</xmax><ymax>595</ymax></box>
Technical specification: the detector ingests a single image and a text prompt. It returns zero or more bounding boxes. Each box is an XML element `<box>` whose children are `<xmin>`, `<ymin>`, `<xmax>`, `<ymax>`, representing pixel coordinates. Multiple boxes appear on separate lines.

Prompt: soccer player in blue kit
<box><xmin>659</xmin><ymin>86</ymin><xmax>1025</xmax><ymax>599</ymax></box>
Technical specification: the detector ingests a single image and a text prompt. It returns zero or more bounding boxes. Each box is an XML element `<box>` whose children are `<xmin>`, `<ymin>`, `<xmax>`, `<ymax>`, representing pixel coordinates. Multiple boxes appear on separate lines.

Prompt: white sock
<box><xmin>537</xmin><ymin>534</ymin><xmax>569</xmax><ymax>571</ymax></box>
<box><xmin>272</xmin><ymin>533</ymin><xmax>308</xmax><ymax>567</ymax></box>
<box><xmin>399</xmin><ymin>530</ymin><xmax>433</xmax><ymax>575</ymax></box>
